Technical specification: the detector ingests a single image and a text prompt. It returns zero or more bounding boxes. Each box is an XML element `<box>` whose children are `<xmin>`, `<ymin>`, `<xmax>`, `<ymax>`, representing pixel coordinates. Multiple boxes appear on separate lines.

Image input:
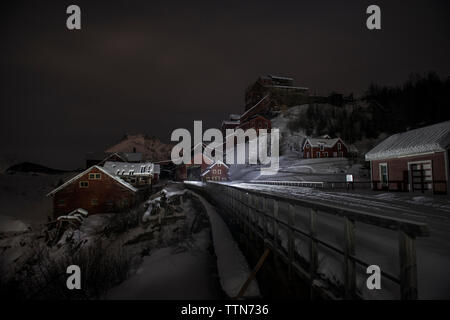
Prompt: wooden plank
<box><xmin>399</xmin><ymin>231</ymin><xmax>418</xmax><ymax>299</ymax></box>
<box><xmin>273</xmin><ymin>199</ymin><xmax>279</xmax><ymax>245</ymax></box>
<box><xmin>234</xmin><ymin>248</ymin><xmax>271</xmax><ymax>299</ymax></box>
<box><xmin>344</xmin><ymin>217</ymin><xmax>356</xmax><ymax>299</ymax></box>
<box><xmin>288</xmin><ymin>204</ymin><xmax>295</xmax><ymax>278</ymax></box>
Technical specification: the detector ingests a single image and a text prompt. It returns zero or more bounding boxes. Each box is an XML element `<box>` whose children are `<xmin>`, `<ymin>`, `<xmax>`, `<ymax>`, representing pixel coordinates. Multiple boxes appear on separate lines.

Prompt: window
<box><xmin>316</xmin><ymin>152</ymin><xmax>320</xmax><ymax>158</ymax></box>
<box><xmin>89</xmin><ymin>173</ymin><xmax>101</xmax><ymax>180</ymax></box>
<box><xmin>140</xmin><ymin>166</ymin><xmax>146</xmax><ymax>173</ymax></box>
<box><xmin>218</xmin><ymin>169</ymin><xmax>221</xmax><ymax>174</ymax></box>
<box><xmin>121</xmin><ymin>170</ymin><xmax>125</xmax><ymax>175</ymax></box>
<box><xmin>213</xmin><ymin>169</ymin><xmax>216</xmax><ymax>174</ymax></box>
<box><xmin>79</xmin><ymin>181</ymin><xmax>89</xmax><ymax>188</ymax></box>
<box><xmin>324</xmin><ymin>152</ymin><xmax>328</xmax><ymax>157</ymax></box>
<box><xmin>91</xmin><ymin>199</ymin><xmax>99</xmax><ymax>205</ymax></box>
<box><xmin>337</xmin><ymin>143</ymin><xmax>342</xmax><ymax>150</ymax></box>
<box><xmin>57</xmin><ymin>199</ymin><xmax>66</xmax><ymax>207</ymax></box>
<box><xmin>129</xmin><ymin>170</ymin><xmax>134</xmax><ymax>176</ymax></box>
<box><xmin>320</xmin><ymin>145</ymin><xmax>324</xmax><ymax>151</ymax></box>
<box><xmin>305</xmin><ymin>144</ymin><xmax>310</xmax><ymax>149</ymax></box>
<box><xmin>116</xmin><ymin>170</ymin><xmax>121</xmax><ymax>175</ymax></box>
<box><xmin>380</xmin><ymin>163</ymin><xmax>388</xmax><ymax>186</ymax></box>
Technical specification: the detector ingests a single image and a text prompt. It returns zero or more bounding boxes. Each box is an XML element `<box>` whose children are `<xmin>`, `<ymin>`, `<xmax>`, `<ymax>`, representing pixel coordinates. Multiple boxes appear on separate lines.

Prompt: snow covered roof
<box><xmin>304</xmin><ymin>137</ymin><xmax>345</xmax><ymax>149</ymax></box>
<box><xmin>222</xmin><ymin>120</ymin><xmax>240</xmax><ymax>126</ymax></box>
<box><xmin>229</xmin><ymin>114</ymin><xmax>241</xmax><ymax>121</ymax></box>
<box><xmin>269</xmin><ymin>85</ymin><xmax>309</xmax><ymax>91</ymax></box>
<box><xmin>47</xmin><ymin>165</ymin><xmax>138</xmax><ymax>196</ymax></box>
<box><xmin>103</xmin><ymin>161</ymin><xmax>156</xmax><ymax>176</ymax></box>
<box><xmin>268</xmin><ymin>74</ymin><xmax>293</xmax><ymax>81</ymax></box>
<box><xmin>365</xmin><ymin>121</ymin><xmax>450</xmax><ymax>161</ymax></box>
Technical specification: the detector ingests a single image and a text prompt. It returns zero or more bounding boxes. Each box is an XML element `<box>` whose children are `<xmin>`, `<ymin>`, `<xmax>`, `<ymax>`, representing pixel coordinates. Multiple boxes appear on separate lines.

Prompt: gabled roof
<box><xmin>365</xmin><ymin>121</ymin><xmax>450</xmax><ymax>161</ymax></box>
<box><xmin>46</xmin><ymin>165</ymin><xmax>137</xmax><ymax>196</ymax></box>
<box><xmin>303</xmin><ymin>137</ymin><xmax>345</xmax><ymax>149</ymax></box>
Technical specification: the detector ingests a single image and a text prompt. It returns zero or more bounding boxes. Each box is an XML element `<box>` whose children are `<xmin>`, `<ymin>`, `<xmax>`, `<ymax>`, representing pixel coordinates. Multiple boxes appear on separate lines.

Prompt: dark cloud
<box><xmin>1</xmin><ymin>0</ymin><xmax>450</xmax><ymax>169</ymax></box>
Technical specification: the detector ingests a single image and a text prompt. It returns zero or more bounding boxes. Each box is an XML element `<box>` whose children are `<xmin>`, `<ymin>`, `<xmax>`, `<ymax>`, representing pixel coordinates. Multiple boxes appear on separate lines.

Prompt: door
<box><xmin>409</xmin><ymin>161</ymin><xmax>432</xmax><ymax>192</ymax></box>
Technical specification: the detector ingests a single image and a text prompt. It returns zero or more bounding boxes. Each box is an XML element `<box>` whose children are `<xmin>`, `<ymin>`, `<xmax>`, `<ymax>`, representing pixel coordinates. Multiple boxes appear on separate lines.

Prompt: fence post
<box><xmin>309</xmin><ymin>208</ymin><xmax>318</xmax><ymax>298</ymax></box>
<box><xmin>344</xmin><ymin>217</ymin><xmax>356</xmax><ymax>299</ymax></box>
<box><xmin>399</xmin><ymin>230</ymin><xmax>418</xmax><ymax>300</ymax></box>
<box><xmin>262</xmin><ymin>197</ymin><xmax>267</xmax><ymax>243</ymax></box>
<box><xmin>288</xmin><ymin>204</ymin><xmax>295</xmax><ymax>279</ymax></box>
<box><xmin>273</xmin><ymin>200</ymin><xmax>279</xmax><ymax>247</ymax></box>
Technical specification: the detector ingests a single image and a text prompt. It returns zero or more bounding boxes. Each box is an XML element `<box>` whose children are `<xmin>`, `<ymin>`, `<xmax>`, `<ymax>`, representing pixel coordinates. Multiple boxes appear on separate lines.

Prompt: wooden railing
<box><xmin>184</xmin><ymin>181</ymin><xmax>430</xmax><ymax>300</ymax></box>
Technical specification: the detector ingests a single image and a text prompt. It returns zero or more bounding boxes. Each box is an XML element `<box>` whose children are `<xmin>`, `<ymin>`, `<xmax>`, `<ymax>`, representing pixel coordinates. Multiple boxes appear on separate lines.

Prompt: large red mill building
<box><xmin>365</xmin><ymin>121</ymin><xmax>450</xmax><ymax>194</ymax></box>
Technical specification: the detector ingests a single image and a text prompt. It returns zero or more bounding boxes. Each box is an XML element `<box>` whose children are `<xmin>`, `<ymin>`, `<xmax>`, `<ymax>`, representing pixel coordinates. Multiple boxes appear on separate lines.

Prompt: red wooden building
<box><xmin>302</xmin><ymin>137</ymin><xmax>348</xmax><ymax>159</ymax></box>
<box><xmin>365</xmin><ymin>121</ymin><xmax>450</xmax><ymax>194</ymax></box>
<box><xmin>47</xmin><ymin>166</ymin><xmax>138</xmax><ymax>218</ymax></box>
<box><xmin>201</xmin><ymin>161</ymin><xmax>229</xmax><ymax>182</ymax></box>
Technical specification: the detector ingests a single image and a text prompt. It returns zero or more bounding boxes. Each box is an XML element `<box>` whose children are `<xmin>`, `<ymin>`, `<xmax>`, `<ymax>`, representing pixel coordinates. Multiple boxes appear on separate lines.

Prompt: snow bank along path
<box><xmin>188</xmin><ymin>191</ymin><xmax>261</xmax><ymax>298</ymax></box>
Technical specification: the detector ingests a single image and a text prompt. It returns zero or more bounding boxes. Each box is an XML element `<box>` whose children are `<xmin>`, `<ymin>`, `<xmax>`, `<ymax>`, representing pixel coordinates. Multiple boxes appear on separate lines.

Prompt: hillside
<box><xmin>106</xmin><ymin>133</ymin><xmax>173</xmax><ymax>162</ymax></box>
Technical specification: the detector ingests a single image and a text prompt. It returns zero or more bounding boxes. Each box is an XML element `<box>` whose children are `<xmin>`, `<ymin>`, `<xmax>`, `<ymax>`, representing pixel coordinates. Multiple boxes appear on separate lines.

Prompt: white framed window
<box><xmin>320</xmin><ymin>145</ymin><xmax>324</xmax><ymax>151</ymax></box>
<box><xmin>88</xmin><ymin>173</ymin><xmax>101</xmax><ymax>180</ymax></box>
<box><xmin>79</xmin><ymin>181</ymin><xmax>89</xmax><ymax>188</ymax></box>
<box><xmin>337</xmin><ymin>143</ymin><xmax>342</xmax><ymax>150</ymax></box>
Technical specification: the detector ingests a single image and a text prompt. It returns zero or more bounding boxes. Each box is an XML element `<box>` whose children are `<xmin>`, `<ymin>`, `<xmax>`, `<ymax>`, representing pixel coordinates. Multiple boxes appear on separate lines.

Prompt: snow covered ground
<box><xmin>189</xmin><ymin>191</ymin><xmax>260</xmax><ymax>298</ymax></box>
<box><xmin>229</xmin><ymin>154</ymin><xmax>368</xmax><ymax>183</ymax></box>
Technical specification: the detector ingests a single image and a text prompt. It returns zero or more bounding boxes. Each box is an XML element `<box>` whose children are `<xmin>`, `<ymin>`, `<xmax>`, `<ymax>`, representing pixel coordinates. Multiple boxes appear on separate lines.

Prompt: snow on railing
<box><xmin>184</xmin><ymin>181</ymin><xmax>429</xmax><ymax>300</ymax></box>
<box><xmin>249</xmin><ymin>180</ymin><xmax>324</xmax><ymax>188</ymax></box>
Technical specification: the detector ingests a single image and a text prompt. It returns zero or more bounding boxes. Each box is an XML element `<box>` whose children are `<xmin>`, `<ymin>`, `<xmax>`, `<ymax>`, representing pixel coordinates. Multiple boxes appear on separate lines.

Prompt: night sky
<box><xmin>1</xmin><ymin>0</ymin><xmax>450</xmax><ymax>169</ymax></box>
